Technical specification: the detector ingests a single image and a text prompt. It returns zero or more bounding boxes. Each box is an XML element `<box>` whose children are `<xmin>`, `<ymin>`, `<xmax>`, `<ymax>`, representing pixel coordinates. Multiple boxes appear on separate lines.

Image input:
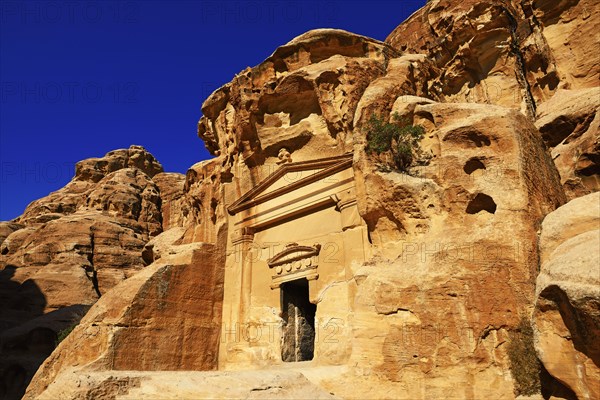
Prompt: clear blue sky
<box><xmin>0</xmin><ymin>0</ymin><xmax>425</xmax><ymax>221</ymax></box>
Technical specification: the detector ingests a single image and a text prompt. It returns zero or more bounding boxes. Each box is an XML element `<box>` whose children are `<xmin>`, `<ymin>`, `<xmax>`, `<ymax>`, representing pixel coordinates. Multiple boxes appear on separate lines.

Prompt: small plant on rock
<box><xmin>364</xmin><ymin>112</ymin><xmax>427</xmax><ymax>172</ymax></box>
<box><xmin>55</xmin><ymin>324</ymin><xmax>77</xmax><ymax>346</ymax></box>
<box><xmin>54</xmin><ymin>306</ymin><xmax>90</xmax><ymax>347</ymax></box>
<box><xmin>507</xmin><ymin>316</ymin><xmax>541</xmax><ymax>396</ymax></box>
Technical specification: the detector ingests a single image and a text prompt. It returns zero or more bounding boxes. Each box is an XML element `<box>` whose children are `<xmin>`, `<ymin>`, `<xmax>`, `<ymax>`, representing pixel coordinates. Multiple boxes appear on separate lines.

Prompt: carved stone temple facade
<box><xmin>220</xmin><ymin>153</ymin><xmax>370</xmax><ymax>369</ymax></box>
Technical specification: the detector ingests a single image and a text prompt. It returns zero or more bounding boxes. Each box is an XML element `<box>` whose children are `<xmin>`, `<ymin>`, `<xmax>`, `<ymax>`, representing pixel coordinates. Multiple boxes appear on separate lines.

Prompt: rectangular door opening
<box><xmin>280</xmin><ymin>278</ymin><xmax>316</xmax><ymax>362</ymax></box>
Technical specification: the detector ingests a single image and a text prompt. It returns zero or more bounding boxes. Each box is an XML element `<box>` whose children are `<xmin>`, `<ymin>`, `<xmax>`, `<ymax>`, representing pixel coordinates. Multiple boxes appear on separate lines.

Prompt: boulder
<box><xmin>534</xmin><ymin>192</ymin><xmax>600</xmax><ymax>399</ymax></box>
<box><xmin>24</xmin><ymin>236</ymin><xmax>225</xmax><ymax>399</ymax></box>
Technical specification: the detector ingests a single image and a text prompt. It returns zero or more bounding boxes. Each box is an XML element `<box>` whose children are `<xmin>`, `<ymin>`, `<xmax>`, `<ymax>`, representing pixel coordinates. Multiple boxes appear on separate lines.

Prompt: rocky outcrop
<box><xmin>386</xmin><ymin>0</ymin><xmax>599</xmax><ymax>117</ymax></box>
<box><xmin>152</xmin><ymin>173</ymin><xmax>186</xmax><ymax>231</ymax></box>
<box><xmin>18</xmin><ymin>145</ymin><xmax>163</xmax><ymax>226</ymax></box>
<box><xmin>0</xmin><ymin>223</ymin><xmax>23</xmax><ymax>248</ymax></box>
<box><xmin>535</xmin><ymin>88</ymin><xmax>599</xmax><ymax>200</ymax></box>
<box><xmin>73</xmin><ymin>145</ymin><xmax>163</xmax><ymax>184</ymax></box>
<box><xmin>534</xmin><ymin>192</ymin><xmax>600</xmax><ymax>399</ymax></box>
<box><xmin>24</xmin><ymin>232</ymin><xmax>225</xmax><ymax>399</ymax></box>
<box><xmin>385</xmin><ymin>0</ymin><xmax>600</xmax><ymax>202</ymax></box>
<box><xmin>0</xmin><ymin>146</ymin><xmax>186</xmax><ymax>400</ymax></box>
<box><xmin>197</xmin><ymin>29</ymin><xmax>437</xmax><ymax>173</ymax></box>
<box><xmin>339</xmin><ymin>99</ymin><xmax>566</xmax><ymax>399</ymax></box>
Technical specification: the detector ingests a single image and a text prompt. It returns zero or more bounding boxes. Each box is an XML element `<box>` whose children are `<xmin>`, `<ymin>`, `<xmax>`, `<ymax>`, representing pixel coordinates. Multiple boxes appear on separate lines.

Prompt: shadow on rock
<box><xmin>0</xmin><ymin>265</ymin><xmax>90</xmax><ymax>400</ymax></box>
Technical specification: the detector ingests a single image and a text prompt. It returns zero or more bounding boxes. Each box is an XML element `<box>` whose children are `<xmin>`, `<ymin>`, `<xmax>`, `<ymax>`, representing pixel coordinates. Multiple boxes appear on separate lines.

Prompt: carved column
<box><xmin>332</xmin><ymin>187</ymin><xmax>368</xmax><ymax>283</ymax></box>
<box><xmin>232</xmin><ymin>227</ymin><xmax>255</xmax><ymax>325</ymax></box>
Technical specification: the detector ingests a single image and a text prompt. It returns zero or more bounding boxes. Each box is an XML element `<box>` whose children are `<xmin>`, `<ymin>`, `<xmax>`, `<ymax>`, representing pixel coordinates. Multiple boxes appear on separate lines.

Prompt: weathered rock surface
<box><xmin>32</xmin><ymin>368</ymin><xmax>342</xmax><ymax>400</ymax></box>
<box><xmin>343</xmin><ymin>99</ymin><xmax>566</xmax><ymax>399</ymax></box>
<box><xmin>152</xmin><ymin>172</ymin><xmax>186</xmax><ymax>231</ymax></box>
<box><xmin>0</xmin><ymin>146</ymin><xmax>187</xmax><ymax>400</ymax></box>
<box><xmin>385</xmin><ymin>0</ymin><xmax>600</xmax><ymax>203</ymax></box>
<box><xmin>386</xmin><ymin>0</ymin><xmax>599</xmax><ymax>117</ymax></box>
<box><xmin>74</xmin><ymin>145</ymin><xmax>163</xmax><ymax>184</ymax></box>
<box><xmin>535</xmin><ymin>88</ymin><xmax>600</xmax><ymax>200</ymax></box>
<box><xmin>534</xmin><ymin>192</ymin><xmax>600</xmax><ymax>399</ymax></box>
<box><xmin>197</xmin><ymin>29</ymin><xmax>418</xmax><ymax>170</ymax></box>
<box><xmin>18</xmin><ymin>145</ymin><xmax>163</xmax><ymax>226</ymax></box>
<box><xmin>0</xmin><ymin>222</ymin><xmax>23</xmax><ymax>248</ymax></box>
<box><xmin>20</xmin><ymin>153</ymin><xmax>231</xmax><ymax>399</ymax></box>
<box><xmin>24</xmin><ymin>233</ymin><xmax>225</xmax><ymax>399</ymax></box>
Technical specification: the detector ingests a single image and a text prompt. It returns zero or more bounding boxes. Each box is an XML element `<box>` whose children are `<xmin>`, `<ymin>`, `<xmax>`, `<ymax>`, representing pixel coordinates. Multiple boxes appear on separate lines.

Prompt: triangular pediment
<box><xmin>260</xmin><ymin>167</ymin><xmax>325</xmax><ymax>196</ymax></box>
<box><xmin>228</xmin><ymin>153</ymin><xmax>352</xmax><ymax>215</ymax></box>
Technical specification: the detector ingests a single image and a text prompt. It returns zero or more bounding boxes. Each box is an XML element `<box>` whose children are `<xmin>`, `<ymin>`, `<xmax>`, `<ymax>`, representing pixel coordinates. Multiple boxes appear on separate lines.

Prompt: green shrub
<box><xmin>55</xmin><ymin>323</ymin><xmax>77</xmax><ymax>346</ymax></box>
<box><xmin>507</xmin><ymin>316</ymin><xmax>541</xmax><ymax>396</ymax></box>
<box><xmin>364</xmin><ymin>112</ymin><xmax>426</xmax><ymax>172</ymax></box>
<box><xmin>54</xmin><ymin>307</ymin><xmax>90</xmax><ymax>347</ymax></box>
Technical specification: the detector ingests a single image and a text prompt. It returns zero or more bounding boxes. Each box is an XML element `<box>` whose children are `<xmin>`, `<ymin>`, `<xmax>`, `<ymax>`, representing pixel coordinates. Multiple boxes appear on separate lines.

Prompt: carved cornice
<box><xmin>330</xmin><ymin>188</ymin><xmax>357</xmax><ymax>212</ymax></box>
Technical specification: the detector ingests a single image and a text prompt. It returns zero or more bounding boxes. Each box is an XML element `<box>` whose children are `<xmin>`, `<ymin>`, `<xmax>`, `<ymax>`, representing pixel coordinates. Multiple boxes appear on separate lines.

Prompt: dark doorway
<box><xmin>281</xmin><ymin>278</ymin><xmax>316</xmax><ymax>362</ymax></box>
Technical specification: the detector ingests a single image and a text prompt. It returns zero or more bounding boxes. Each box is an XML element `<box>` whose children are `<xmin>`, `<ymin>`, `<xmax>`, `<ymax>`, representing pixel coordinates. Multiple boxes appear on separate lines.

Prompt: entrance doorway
<box><xmin>280</xmin><ymin>278</ymin><xmax>316</xmax><ymax>362</ymax></box>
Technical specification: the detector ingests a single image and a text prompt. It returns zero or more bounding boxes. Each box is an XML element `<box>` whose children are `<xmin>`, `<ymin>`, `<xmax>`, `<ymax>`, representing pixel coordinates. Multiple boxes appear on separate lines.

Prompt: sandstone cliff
<box><xmin>386</xmin><ymin>0</ymin><xmax>599</xmax><ymax>200</ymax></box>
<box><xmin>0</xmin><ymin>146</ymin><xmax>185</xmax><ymax>399</ymax></box>
<box><xmin>1</xmin><ymin>1</ymin><xmax>597</xmax><ymax>399</ymax></box>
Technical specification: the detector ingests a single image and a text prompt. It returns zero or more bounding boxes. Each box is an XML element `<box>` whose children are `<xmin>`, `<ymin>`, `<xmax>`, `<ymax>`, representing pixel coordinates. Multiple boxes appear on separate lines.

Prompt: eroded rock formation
<box><xmin>534</xmin><ymin>192</ymin><xmax>600</xmax><ymax>399</ymax></box>
<box><xmin>385</xmin><ymin>0</ymin><xmax>600</xmax><ymax>199</ymax></box>
<box><xmin>341</xmin><ymin>100</ymin><xmax>565</xmax><ymax>398</ymax></box>
<box><xmin>0</xmin><ymin>146</ymin><xmax>185</xmax><ymax>399</ymax></box>
<box><xmin>25</xmin><ymin>235</ymin><xmax>225</xmax><ymax>398</ymax></box>
<box><xmin>535</xmin><ymin>88</ymin><xmax>600</xmax><ymax>200</ymax></box>
<box><xmin>386</xmin><ymin>0</ymin><xmax>599</xmax><ymax>115</ymax></box>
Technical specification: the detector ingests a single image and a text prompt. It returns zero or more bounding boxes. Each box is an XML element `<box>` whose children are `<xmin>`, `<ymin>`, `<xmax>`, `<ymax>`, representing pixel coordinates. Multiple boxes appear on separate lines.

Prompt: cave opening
<box><xmin>463</xmin><ymin>158</ymin><xmax>486</xmax><ymax>175</ymax></box>
<box><xmin>280</xmin><ymin>278</ymin><xmax>316</xmax><ymax>362</ymax></box>
<box><xmin>466</xmin><ymin>193</ymin><xmax>497</xmax><ymax>214</ymax></box>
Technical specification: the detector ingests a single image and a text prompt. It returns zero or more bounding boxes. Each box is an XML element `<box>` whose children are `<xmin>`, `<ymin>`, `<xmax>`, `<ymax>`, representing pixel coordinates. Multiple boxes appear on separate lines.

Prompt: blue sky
<box><xmin>0</xmin><ymin>0</ymin><xmax>425</xmax><ymax>221</ymax></box>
